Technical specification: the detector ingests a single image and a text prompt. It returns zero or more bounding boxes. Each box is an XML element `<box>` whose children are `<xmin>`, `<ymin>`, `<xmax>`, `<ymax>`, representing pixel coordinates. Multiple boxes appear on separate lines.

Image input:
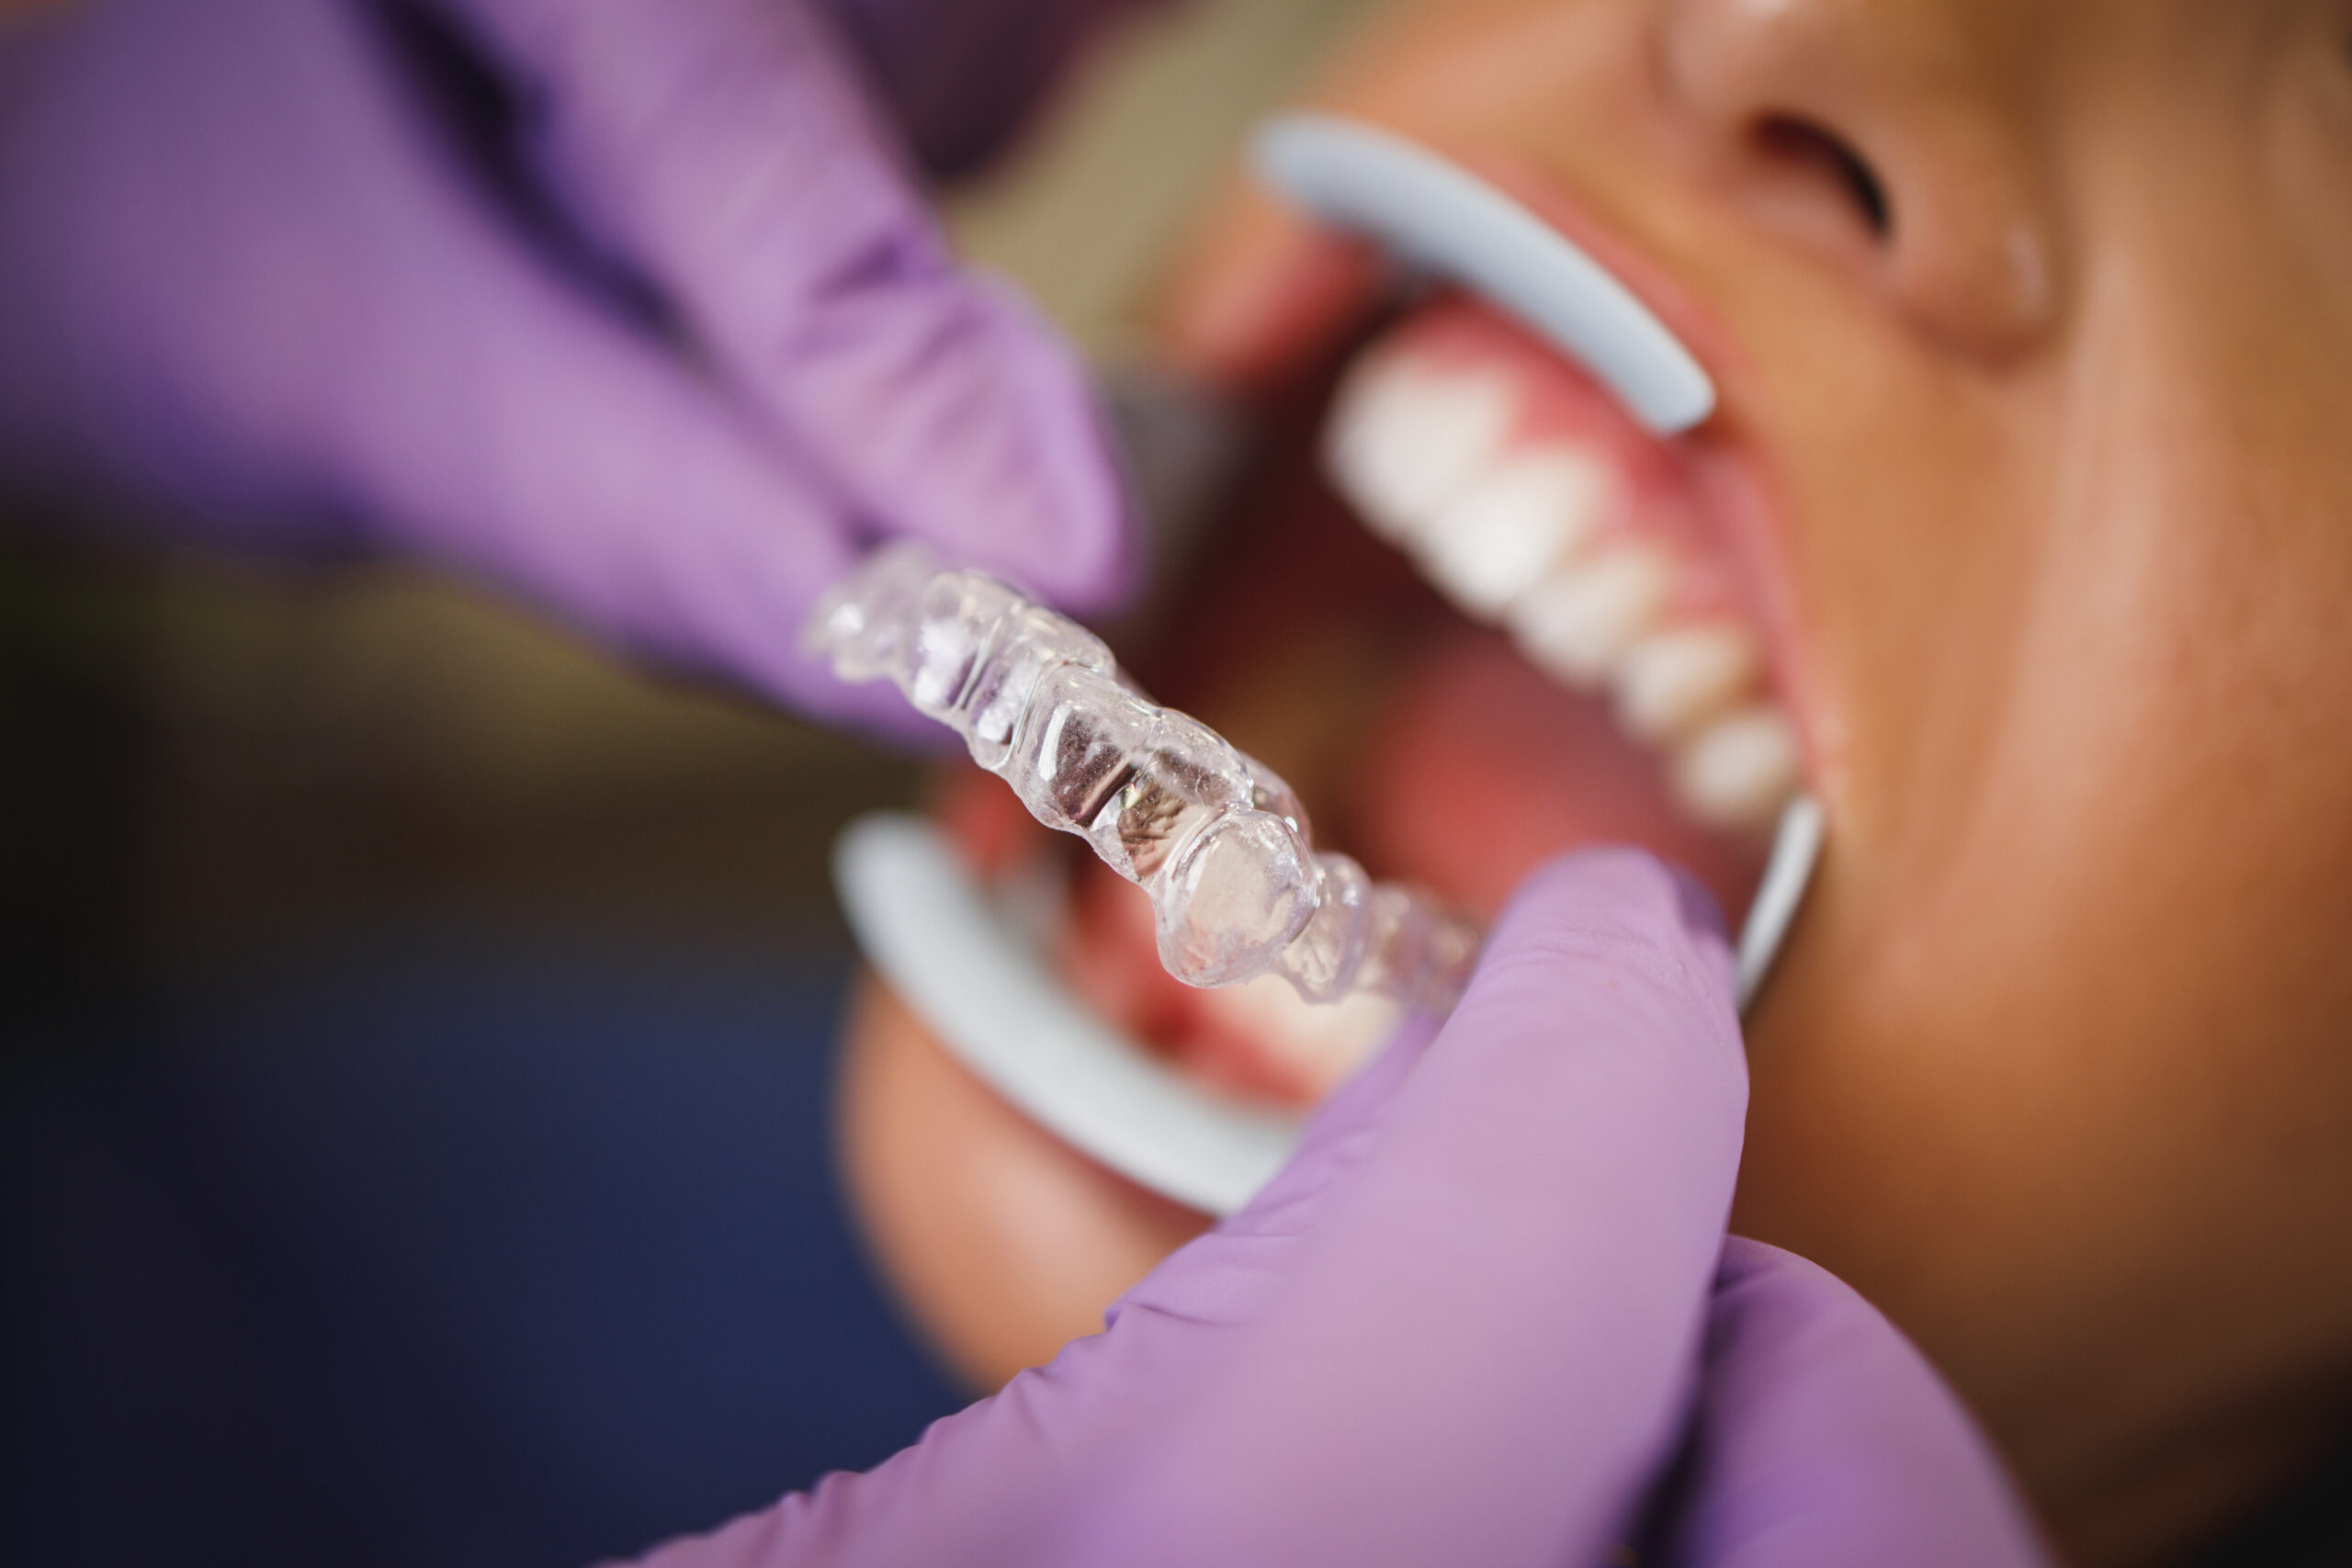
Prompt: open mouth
<box><xmin>926</xmin><ymin>283</ymin><xmax>1807</xmax><ymax>1115</ymax></box>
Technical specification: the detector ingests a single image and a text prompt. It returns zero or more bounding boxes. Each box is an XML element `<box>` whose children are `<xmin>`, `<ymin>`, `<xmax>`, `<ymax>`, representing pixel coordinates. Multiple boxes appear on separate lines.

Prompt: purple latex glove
<box><xmin>635</xmin><ymin>850</ymin><xmax>2050</xmax><ymax>1567</ymax></box>
<box><xmin>0</xmin><ymin>0</ymin><xmax>1138</xmax><ymax>731</ymax></box>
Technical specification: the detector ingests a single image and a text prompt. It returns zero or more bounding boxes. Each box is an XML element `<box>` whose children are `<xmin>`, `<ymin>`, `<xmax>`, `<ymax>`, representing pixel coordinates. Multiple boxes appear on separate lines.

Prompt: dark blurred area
<box><xmin>0</xmin><ymin>527</ymin><xmax>971</xmax><ymax>1566</ymax></box>
<box><xmin>0</xmin><ymin>534</ymin><xmax>917</xmax><ymax>1019</ymax></box>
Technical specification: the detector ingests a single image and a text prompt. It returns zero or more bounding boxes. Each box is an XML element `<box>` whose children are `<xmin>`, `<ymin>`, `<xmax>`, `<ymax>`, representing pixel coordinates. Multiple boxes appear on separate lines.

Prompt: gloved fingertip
<box><xmin>1668</xmin><ymin>860</ymin><xmax>1731</xmax><ymax>945</ymax></box>
<box><xmin>1221</xmin><ymin>1009</ymin><xmax>1442</xmax><ymax>1227</ymax></box>
<box><xmin>1704</xmin><ymin>1237</ymin><xmax>1870</xmax><ymax>1355</ymax></box>
<box><xmin>1354</xmin><ymin>843</ymin><xmax>1747</xmax><ymax>1224</ymax></box>
<box><xmin>1670</xmin><ymin>1236</ymin><xmax>2052</xmax><ymax>1568</ymax></box>
<box><xmin>1713</xmin><ymin>1233</ymin><xmax>1788</xmax><ymax>1290</ymax></box>
<box><xmin>1484</xmin><ymin>845</ymin><xmax>1738</xmax><ymax>1009</ymax></box>
<box><xmin>784</xmin><ymin>663</ymin><xmax>967</xmax><ymax>753</ymax></box>
<box><xmin>922</xmin><ymin>273</ymin><xmax>1145</xmax><ymax>612</ymax></box>
<box><xmin>788</xmin><ymin>267</ymin><xmax>1145</xmax><ymax>617</ymax></box>
<box><xmin>1313</xmin><ymin>1007</ymin><xmax>1443</xmax><ymax>1138</ymax></box>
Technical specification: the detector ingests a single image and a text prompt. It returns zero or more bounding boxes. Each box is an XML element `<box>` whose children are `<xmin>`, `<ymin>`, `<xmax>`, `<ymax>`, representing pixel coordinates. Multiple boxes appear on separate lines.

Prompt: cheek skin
<box><xmin>835</xmin><ymin>976</ymin><xmax>1211</xmax><ymax>1392</ymax></box>
<box><xmin>1163</xmin><ymin>0</ymin><xmax>2352</xmax><ymax>1558</ymax></box>
<box><xmin>1738</xmin><ymin>73</ymin><xmax>2352</xmax><ymax>1564</ymax></box>
<box><xmin>1737</xmin><ymin>339</ymin><xmax>2352</xmax><ymax>1562</ymax></box>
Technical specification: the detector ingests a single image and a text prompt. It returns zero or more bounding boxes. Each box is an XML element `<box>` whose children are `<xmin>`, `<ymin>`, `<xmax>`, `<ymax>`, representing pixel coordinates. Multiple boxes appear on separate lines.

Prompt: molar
<box><xmin>1669</xmin><ymin>705</ymin><xmax>1801</xmax><ymax>830</ymax></box>
<box><xmin>1324</xmin><ymin>355</ymin><xmax>1518</xmax><ymax>546</ymax></box>
<box><xmin>1507</xmin><ymin>542</ymin><xmax>1676</xmax><ymax>687</ymax></box>
<box><xmin>1417</xmin><ymin>447</ymin><xmax>1618</xmax><ymax>619</ymax></box>
<box><xmin>1612</xmin><ymin>622</ymin><xmax>1758</xmax><ymax>742</ymax></box>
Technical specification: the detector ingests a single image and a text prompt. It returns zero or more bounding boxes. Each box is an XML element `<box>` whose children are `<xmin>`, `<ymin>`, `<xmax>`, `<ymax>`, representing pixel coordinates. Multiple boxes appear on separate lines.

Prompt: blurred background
<box><xmin>3</xmin><ymin>0</ymin><xmax>1375</xmax><ymax>1013</ymax></box>
<box><xmin>0</xmin><ymin>3</ymin><xmax>1378</xmax><ymax>1563</ymax></box>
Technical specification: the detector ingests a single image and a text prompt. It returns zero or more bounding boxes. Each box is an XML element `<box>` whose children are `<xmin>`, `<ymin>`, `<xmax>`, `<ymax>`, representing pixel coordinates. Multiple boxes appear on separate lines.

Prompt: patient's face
<box><xmin>840</xmin><ymin>2</ymin><xmax>2352</xmax><ymax>1562</ymax></box>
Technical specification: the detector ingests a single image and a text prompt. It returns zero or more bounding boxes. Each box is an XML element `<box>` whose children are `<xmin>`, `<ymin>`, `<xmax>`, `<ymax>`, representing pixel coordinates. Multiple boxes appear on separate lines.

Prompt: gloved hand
<box><xmin>636</xmin><ymin>850</ymin><xmax>2049</xmax><ymax>1567</ymax></box>
<box><xmin>0</xmin><ymin>0</ymin><xmax>1140</xmax><ymax>730</ymax></box>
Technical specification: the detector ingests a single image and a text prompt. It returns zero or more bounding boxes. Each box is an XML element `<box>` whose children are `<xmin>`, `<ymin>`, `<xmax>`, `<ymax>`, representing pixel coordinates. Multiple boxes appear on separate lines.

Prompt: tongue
<box><xmin>1349</xmin><ymin>622</ymin><xmax>1764</xmax><ymax>921</ymax></box>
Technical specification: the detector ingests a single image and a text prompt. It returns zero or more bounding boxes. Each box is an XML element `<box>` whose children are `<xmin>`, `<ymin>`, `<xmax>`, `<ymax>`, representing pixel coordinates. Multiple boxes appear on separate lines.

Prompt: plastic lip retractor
<box><xmin>1250</xmin><ymin>113</ymin><xmax>1716</xmax><ymax>436</ymax></box>
<box><xmin>835</xmin><ymin>800</ymin><xmax>1822</xmax><ymax>1217</ymax></box>
<box><xmin>824</xmin><ymin>112</ymin><xmax>1823</xmax><ymax>1215</ymax></box>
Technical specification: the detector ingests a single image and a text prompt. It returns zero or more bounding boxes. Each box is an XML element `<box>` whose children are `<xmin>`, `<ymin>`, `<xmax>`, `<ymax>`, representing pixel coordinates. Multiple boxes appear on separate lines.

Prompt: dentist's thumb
<box><xmin>1075</xmin><ymin>848</ymin><xmax>1752</xmax><ymax>1566</ymax></box>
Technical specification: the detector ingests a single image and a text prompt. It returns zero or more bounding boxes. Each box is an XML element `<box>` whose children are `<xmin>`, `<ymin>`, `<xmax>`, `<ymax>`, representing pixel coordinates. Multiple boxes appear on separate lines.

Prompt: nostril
<box><xmin>1754</xmin><ymin>115</ymin><xmax>1891</xmax><ymax>239</ymax></box>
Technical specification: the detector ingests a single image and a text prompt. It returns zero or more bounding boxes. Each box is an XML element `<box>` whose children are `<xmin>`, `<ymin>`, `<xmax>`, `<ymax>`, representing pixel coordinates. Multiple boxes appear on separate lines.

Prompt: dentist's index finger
<box><xmin>316</xmin><ymin>138</ymin><xmax>931</xmax><ymax>734</ymax></box>
<box><xmin>444</xmin><ymin>0</ymin><xmax>1135</xmax><ymax>610</ymax></box>
<box><xmin>1093</xmin><ymin>849</ymin><xmax>1750</xmax><ymax>1566</ymax></box>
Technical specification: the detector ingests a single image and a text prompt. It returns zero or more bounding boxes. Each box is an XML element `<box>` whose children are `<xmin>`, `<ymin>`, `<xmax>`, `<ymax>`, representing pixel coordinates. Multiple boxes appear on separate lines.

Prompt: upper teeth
<box><xmin>1614</xmin><ymin>623</ymin><xmax>1758</xmax><ymax>743</ymax></box>
<box><xmin>1671</xmin><ymin>705</ymin><xmax>1802</xmax><ymax>829</ymax></box>
<box><xmin>1323</xmin><ymin>349</ymin><xmax>1799</xmax><ymax>832</ymax></box>
<box><xmin>1421</xmin><ymin>450</ymin><xmax>1614</xmax><ymax>617</ymax></box>
<box><xmin>1510</xmin><ymin>542</ymin><xmax>1675</xmax><ymax>684</ymax></box>
<box><xmin>1325</xmin><ymin>356</ymin><xmax>1516</xmax><ymax>546</ymax></box>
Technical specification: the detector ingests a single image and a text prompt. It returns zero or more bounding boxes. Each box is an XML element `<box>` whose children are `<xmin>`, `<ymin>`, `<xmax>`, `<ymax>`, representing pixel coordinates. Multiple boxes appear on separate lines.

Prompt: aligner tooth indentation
<box><xmin>807</xmin><ymin>543</ymin><xmax>1482</xmax><ymax>1011</ymax></box>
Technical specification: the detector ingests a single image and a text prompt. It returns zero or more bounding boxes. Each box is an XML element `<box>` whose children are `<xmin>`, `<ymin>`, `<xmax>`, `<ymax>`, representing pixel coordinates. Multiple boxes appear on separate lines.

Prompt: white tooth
<box><xmin>1322</xmin><ymin>356</ymin><xmax>1419</xmax><ymax>537</ymax></box>
<box><xmin>1194</xmin><ymin>974</ymin><xmax>1400</xmax><ymax>1099</ymax></box>
<box><xmin>1671</xmin><ymin>705</ymin><xmax>1802</xmax><ymax>830</ymax></box>
<box><xmin>1507</xmin><ymin>543</ymin><xmax>1677</xmax><ymax>687</ymax></box>
<box><xmin>1612</xmin><ymin>622</ymin><xmax>1759</xmax><ymax>742</ymax></box>
<box><xmin>1323</xmin><ymin>356</ymin><xmax>1517</xmax><ymax>546</ymax></box>
<box><xmin>1418</xmin><ymin>449</ymin><xmax>1619</xmax><ymax>620</ymax></box>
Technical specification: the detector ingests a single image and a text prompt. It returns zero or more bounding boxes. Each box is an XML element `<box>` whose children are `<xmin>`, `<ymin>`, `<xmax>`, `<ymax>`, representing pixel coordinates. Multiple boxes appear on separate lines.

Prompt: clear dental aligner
<box><xmin>804</xmin><ymin>543</ymin><xmax>1484</xmax><ymax>1012</ymax></box>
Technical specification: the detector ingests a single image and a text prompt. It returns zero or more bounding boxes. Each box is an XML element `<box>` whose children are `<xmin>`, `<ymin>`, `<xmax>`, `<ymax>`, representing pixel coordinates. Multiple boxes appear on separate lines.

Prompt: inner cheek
<box><xmin>1351</xmin><ymin>630</ymin><xmax>1767</xmax><ymax>917</ymax></box>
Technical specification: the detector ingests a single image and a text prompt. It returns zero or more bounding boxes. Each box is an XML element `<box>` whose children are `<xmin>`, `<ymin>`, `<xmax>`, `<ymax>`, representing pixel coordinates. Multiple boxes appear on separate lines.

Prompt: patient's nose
<box><xmin>1656</xmin><ymin>0</ymin><xmax>2059</xmax><ymax>360</ymax></box>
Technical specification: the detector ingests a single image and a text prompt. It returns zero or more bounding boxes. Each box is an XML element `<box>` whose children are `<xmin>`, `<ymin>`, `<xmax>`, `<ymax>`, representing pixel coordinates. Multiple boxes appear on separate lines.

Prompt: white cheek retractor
<box><xmin>824</xmin><ymin>113</ymin><xmax>1823</xmax><ymax>1215</ymax></box>
<box><xmin>1250</xmin><ymin>113</ymin><xmax>1715</xmax><ymax>436</ymax></box>
<box><xmin>835</xmin><ymin>796</ymin><xmax>1820</xmax><ymax>1217</ymax></box>
<box><xmin>838</xmin><ymin>812</ymin><xmax>1305</xmax><ymax>1217</ymax></box>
